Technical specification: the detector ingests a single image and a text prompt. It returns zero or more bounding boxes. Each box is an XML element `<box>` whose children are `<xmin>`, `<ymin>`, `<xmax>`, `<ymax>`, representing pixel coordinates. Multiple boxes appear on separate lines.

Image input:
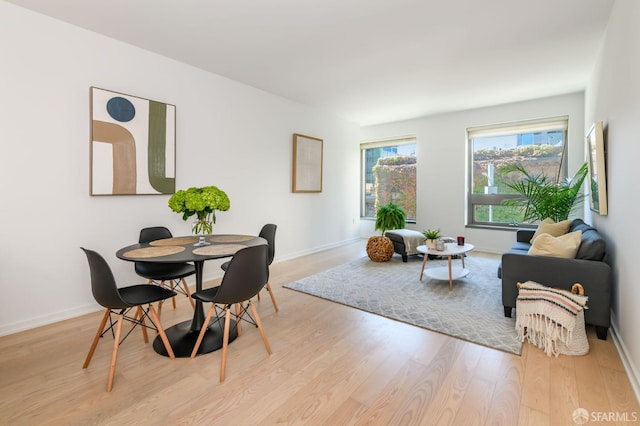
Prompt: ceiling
<box><xmin>7</xmin><ymin>0</ymin><xmax>615</xmax><ymax>125</ymax></box>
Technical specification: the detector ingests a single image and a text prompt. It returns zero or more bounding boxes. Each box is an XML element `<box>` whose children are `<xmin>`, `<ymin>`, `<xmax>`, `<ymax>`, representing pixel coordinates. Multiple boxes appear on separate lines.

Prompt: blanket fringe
<box><xmin>515</xmin><ymin>281</ymin><xmax>588</xmax><ymax>357</ymax></box>
<box><xmin>516</xmin><ymin>313</ymin><xmax>574</xmax><ymax>357</ymax></box>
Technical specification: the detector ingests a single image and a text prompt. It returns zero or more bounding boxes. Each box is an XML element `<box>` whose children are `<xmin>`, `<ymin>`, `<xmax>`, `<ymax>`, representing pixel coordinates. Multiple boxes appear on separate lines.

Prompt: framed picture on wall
<box><xmin>586</xmin><ymin>121</ymin><xmax>608</xmax><ymax>215</ymax></box>
<box><xmin>292</xmin><ymin>133</ymin><xmax>323</xmax><ymax>193</ymax></box>
<box><xmin>90</xmin><ymin>87</ymin><xmax>176</xmax><ymax>195</ymax></box>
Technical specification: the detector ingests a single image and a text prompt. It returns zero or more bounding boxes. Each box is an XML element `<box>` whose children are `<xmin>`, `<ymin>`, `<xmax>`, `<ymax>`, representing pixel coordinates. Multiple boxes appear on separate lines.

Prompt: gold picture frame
<box><xmin>292</xmin><ymin>133</ymin><xmax>323</xmax><ymax>193</ymax></box>
<box><xmin>586</xmin><ymin>121</ymin><xmax>608</xmax><ymax>215</ymax></box>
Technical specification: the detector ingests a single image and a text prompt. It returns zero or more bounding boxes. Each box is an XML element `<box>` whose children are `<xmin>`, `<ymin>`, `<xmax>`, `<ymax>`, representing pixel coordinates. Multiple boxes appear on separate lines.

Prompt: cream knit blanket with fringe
<box><xmin>515</xmin><ymin>281</ymin><xmax>588</xmax><ymax>357</ymax></box>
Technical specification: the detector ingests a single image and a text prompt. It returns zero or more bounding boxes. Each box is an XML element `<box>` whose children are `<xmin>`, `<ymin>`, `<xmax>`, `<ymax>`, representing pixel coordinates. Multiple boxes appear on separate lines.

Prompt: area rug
<box><xmin>284</xmin><ymin>253</ymin><xmax>522</xmax><ymax>355</ymax></box>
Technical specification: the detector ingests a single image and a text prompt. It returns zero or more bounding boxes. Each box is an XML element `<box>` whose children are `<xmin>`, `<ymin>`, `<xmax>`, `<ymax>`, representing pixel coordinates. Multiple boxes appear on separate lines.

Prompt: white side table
<box><xmin>417</xmin><ymin>243</ymin><xmax>475</xmax><ymax>290</ymax></box>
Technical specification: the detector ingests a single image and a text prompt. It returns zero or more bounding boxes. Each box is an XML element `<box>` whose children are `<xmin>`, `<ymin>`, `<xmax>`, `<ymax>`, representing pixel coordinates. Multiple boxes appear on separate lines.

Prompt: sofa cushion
<box><xmin>528</xmin><ymin>230</ymin><xmax>582</xmax><ymax>259</ymax></box>
<box><xmin>512</xmin><ymin>241</ymin><xmax>532</xmax><ymax>252</ymax></box>
<box><xmin>530</xmin><ymin>218</ymin><xmax>572</xmax><ymax>243</ymax></box>
<box><xmin>569</xmin><ymin>219</ymin><xmax>606</xmax><ymax>261</ymax></box>
<box><xmin>576</xmin><ymin>229</ymin><xmax>606</xmax><ymax>261</ymax></box>
<box><xmin>570</xmin><ymin>218</ymin><xmax>595</xmax><ymax>233</ymax></box>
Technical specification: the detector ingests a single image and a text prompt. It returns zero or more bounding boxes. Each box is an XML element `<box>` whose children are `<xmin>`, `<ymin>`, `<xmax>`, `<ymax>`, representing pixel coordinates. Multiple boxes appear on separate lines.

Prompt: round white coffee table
<box><xmin>417</xmin><ymin>243</ymin><xmax>475</xmax><ymax>290</ymax></box>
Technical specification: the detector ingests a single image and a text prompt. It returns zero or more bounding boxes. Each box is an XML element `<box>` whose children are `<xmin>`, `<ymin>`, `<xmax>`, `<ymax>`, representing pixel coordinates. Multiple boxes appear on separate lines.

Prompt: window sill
<box><xmin>360</xmin><ymin>217</ymin><xmax>417</xmax><ymax>224</ymax></box>
<box><xmin>466</xmin><ymin>223</ymin><xmax>535</xmax><ymax>231</ymax></box>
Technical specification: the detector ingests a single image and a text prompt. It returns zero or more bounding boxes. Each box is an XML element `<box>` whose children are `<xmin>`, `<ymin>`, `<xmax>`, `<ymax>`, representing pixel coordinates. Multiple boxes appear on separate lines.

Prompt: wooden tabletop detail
<box><xmin>122</xmin><ymin>246</ymin><xmax>185</xmax><ymax>258</ymax></box>
<box><xmin>210</xmin><ymin>235</ymin><xmax>255</xmax><ymax>243</ymax></box>
<box><xmin>192</xmin><ymin>244</ymin><xmax>246</xmax><ymax>256</ymax></box>
<box><xmin>149</xmin><ymin>236</ymin><xmax>200</xmax><ymax>246</ymax></box>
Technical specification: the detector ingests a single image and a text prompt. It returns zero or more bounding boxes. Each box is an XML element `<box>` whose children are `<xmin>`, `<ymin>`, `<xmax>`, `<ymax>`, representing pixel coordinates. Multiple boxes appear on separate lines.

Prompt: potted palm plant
<box><xmin>366</xmin><ymin>202</ymin><xmax>406</xmax><ymax>262</ymax></box>
<box><xmin>502</xmin><ymin>162</ymin><xmax>588</xmax><ymax>222</ymax></box>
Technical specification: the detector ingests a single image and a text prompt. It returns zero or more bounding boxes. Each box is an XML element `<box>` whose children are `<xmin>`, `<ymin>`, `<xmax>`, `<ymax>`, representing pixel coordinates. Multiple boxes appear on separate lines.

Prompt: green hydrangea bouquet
<box><xmin>168</xmin><ymin>186</ymin><xmax>230</xmax><ymax>235</ymax></box>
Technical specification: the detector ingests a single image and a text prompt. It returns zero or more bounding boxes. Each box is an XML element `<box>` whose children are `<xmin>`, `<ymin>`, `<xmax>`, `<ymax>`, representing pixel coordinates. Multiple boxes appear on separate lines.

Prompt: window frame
<box><xmin>466</xmin><ymin>117</ymin><xmax>569</xmax><ymax>228</ymax></box>
<box><xmin>360</xmin><ymin>135</ymin><xmax>417</xmax><ymax>221</ymax></box>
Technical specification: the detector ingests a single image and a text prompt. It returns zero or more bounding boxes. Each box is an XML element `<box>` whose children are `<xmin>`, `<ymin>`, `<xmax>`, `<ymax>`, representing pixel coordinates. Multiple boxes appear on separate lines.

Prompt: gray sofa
<box><xmin>498</xmin><ymin>218</ymin><xmax>612</xmax><ymax>340</ymax></box>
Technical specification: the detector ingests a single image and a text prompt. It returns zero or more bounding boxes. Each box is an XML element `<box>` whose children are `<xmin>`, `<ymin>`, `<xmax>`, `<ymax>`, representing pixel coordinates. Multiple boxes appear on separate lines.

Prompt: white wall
<box><xmin>585</xmin><ymin>0</ymin><xmax>640</xmax><ymax>397</ymax></box>
<box><xmin>0</xmin><ymin>2</ymin><xmax>361</xmax><ymax>335</ymax></box>
<box><xmin>360</xmin><ymin>93</ymin><xmax>585</xmax><ymax>254</ymax></box>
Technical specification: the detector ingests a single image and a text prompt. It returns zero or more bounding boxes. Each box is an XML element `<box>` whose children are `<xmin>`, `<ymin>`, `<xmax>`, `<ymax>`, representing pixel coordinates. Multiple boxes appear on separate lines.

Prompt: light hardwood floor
<box><xmin>1</xmin><ymin>240</ymin><xmax>638</xmax><ymax>425</ymax></box>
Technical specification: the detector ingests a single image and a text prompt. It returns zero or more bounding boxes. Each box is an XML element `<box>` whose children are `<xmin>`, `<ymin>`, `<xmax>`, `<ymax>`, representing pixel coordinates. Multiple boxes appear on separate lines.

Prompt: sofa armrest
<box><xmin>501</xmin><ymin>252</ymin><xmax>611</xmax><ymax>328</ymax></box>
<box><xmin>516</xmin><ymin>229</ymin><xmax>535</xmax><ymax>243</ymax></box>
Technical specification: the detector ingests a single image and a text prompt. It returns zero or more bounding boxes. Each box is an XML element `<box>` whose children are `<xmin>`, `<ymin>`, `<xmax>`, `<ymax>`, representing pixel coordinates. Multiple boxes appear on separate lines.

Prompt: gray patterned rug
<box><xmin>284</xmin><ymin>253</ymin><xmax>522</xmax><ymax>355</ymax></box>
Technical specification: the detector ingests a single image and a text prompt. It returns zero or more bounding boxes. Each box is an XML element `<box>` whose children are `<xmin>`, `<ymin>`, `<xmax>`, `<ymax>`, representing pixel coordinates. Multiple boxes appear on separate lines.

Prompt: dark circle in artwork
<box><xmin>106</xmin><ymin>97</ymin><xmax>136</xmax><ymax>122</ymax></box>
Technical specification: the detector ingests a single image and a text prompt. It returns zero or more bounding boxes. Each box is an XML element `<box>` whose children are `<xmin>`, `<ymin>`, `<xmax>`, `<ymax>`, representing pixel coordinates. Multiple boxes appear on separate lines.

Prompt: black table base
<box><xmin>153</xmin><ymin>318</ymin><xmax>238</xmax><ymax>358</ymax></box>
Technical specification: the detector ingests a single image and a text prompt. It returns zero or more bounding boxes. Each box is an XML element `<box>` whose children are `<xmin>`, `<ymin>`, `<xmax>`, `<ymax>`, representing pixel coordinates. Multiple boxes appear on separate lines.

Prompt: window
<box><xmin>361</xmin><ymin>136</ymin><xmax>417</xmax><ymax>221</ymax></box>
<box><xmin>467</xmin><ymin>117</ymin><xmax>568</xmax><ymax>227</ymax></box>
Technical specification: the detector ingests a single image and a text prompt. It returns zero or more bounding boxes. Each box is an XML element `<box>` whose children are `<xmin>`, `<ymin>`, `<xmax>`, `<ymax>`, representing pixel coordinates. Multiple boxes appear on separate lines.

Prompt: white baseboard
<box><xmin>0</xmin><ymin>302</ymin><xmax>100</xmax><ymax>337</ymax></box>
<box><xmin>610</xmin><ymin>314</ymin><xmax>640</xmax><ymax>404</ymax></box>
<box><xmin>471</xmin><ymin>246</ymin><xmax>503</xmax><ymax>255</ymax></box>
<box><xmin>274</xmin><ymin>237</ymin><xmax>363</xmax><ymax>263</ymax></box>
<box><xmin>195</xmin><ymin>237</ymin><xmax>362</xmax><ymax>285</ymax></box>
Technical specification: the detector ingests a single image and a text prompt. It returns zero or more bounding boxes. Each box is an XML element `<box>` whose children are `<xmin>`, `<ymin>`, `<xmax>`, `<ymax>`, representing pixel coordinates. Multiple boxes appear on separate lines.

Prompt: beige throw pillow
<box><xmin>530</xmin><ymin>218</ymin><xmax>572</xmax><ymax>244</ymax></box>
<box><xmin>528</xmin><ymin>230</ymin><xmax>582</xmax><ymax>259</ymax></box>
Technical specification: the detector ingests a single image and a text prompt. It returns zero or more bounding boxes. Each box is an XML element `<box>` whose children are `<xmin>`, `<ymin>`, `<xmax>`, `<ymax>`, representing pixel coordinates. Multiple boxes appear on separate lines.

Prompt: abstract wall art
<box><xmin>292</xmin><ymin>133</ymin><xmax>323</xmax><ymax>193</ymax></box>
<box><xmin>90</xmin><ymin>87</ymin><xmax>176</xmax><ymax>195</ymax></box>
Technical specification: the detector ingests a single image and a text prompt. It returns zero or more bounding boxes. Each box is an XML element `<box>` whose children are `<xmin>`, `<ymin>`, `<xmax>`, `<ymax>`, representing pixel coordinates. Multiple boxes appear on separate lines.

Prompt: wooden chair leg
<box><xmin>181</xmin><ymin>278</ymin><xmax>196</xmax><ymax>309</ymax></box>
<box><xmin>83</xmin><ymin>309</ymin><xmax>110</xmax><ymax>369</ymax></box>
<box><xmin>265</xmin><ymin>281</ymin><xmax>279</xmax><ymax>312</ymax></box>
<box><xmin>136</xmin><ymin>306</ymin><xmax>149</xmax><ymax>344</ymax></box>
<box><xmin>170</xmin><ymin>281</ymin><xmax>177</xmax><ymax>309</ymax></box>
<box><xmin>220</xmin><ymin>308</ymin><xmax>231</xmax><ymax>383</ymax></box>
<box><xmin>106</xmin><ymin>314</ymin><xmax>124</xmax><ymax>392</ymax></box>
<box><xmin>235</xmin><ymin>303</ymin><xmax>242</xmax><ymax>336</ymax></box>
<box><xmin>249</xmin><ymin>301</ymin><xmax>272</xmax><ymax>355</ymax></box>
<box><xmin>257</xmin><ymin>291</ymin><xmax>261</xmax><ymax>301</ymax></box>
<box><xmin>157</xmin><ymin>300</ymin><xmax>164</xmax><ymax>321</ymax></box>
<box><xmin>190</xmin><ymin>304</ymin><xmax>216</xmax><ymax>358</ymax></box>
<box><xmin>148</xmin><ymin>305</ymin><xmax>175</xmax><ymax>360</ymax></box>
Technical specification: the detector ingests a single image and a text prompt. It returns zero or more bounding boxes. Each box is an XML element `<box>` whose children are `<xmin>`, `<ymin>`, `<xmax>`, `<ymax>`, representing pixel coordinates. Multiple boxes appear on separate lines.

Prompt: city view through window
<box><xmin>362</xmin><ymin>141</ymin><xmax>416</xmax><ymax>220</ymax></box>
<box><xmin>469</xmin><ymin>128</ymin><xmax>566</xmax><ymax>226</ymax></box>
<box><xmin>361</xmin><ymin>122</ymin><xmax>566</xmax><ymax>227</ymax></box>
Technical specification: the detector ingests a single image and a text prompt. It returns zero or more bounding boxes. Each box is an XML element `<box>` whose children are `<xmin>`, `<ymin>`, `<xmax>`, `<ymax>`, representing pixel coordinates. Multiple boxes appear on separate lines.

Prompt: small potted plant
<box><xmin>366</xmin><ymin>202</ymin><xmax>406</xmax><ymax>262</ymax></box>
<box><xmin>422</xmin><ymin>228</ymin><xmax>441</xmax><ymax>249</ymax></box>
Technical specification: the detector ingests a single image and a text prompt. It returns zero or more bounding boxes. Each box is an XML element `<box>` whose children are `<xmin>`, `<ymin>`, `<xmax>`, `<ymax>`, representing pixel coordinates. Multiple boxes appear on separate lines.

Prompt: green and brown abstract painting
<box><xmin>90</xmin><ymin>87</ymin><xmax>176</xmax><ymax>195</ymax></box>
